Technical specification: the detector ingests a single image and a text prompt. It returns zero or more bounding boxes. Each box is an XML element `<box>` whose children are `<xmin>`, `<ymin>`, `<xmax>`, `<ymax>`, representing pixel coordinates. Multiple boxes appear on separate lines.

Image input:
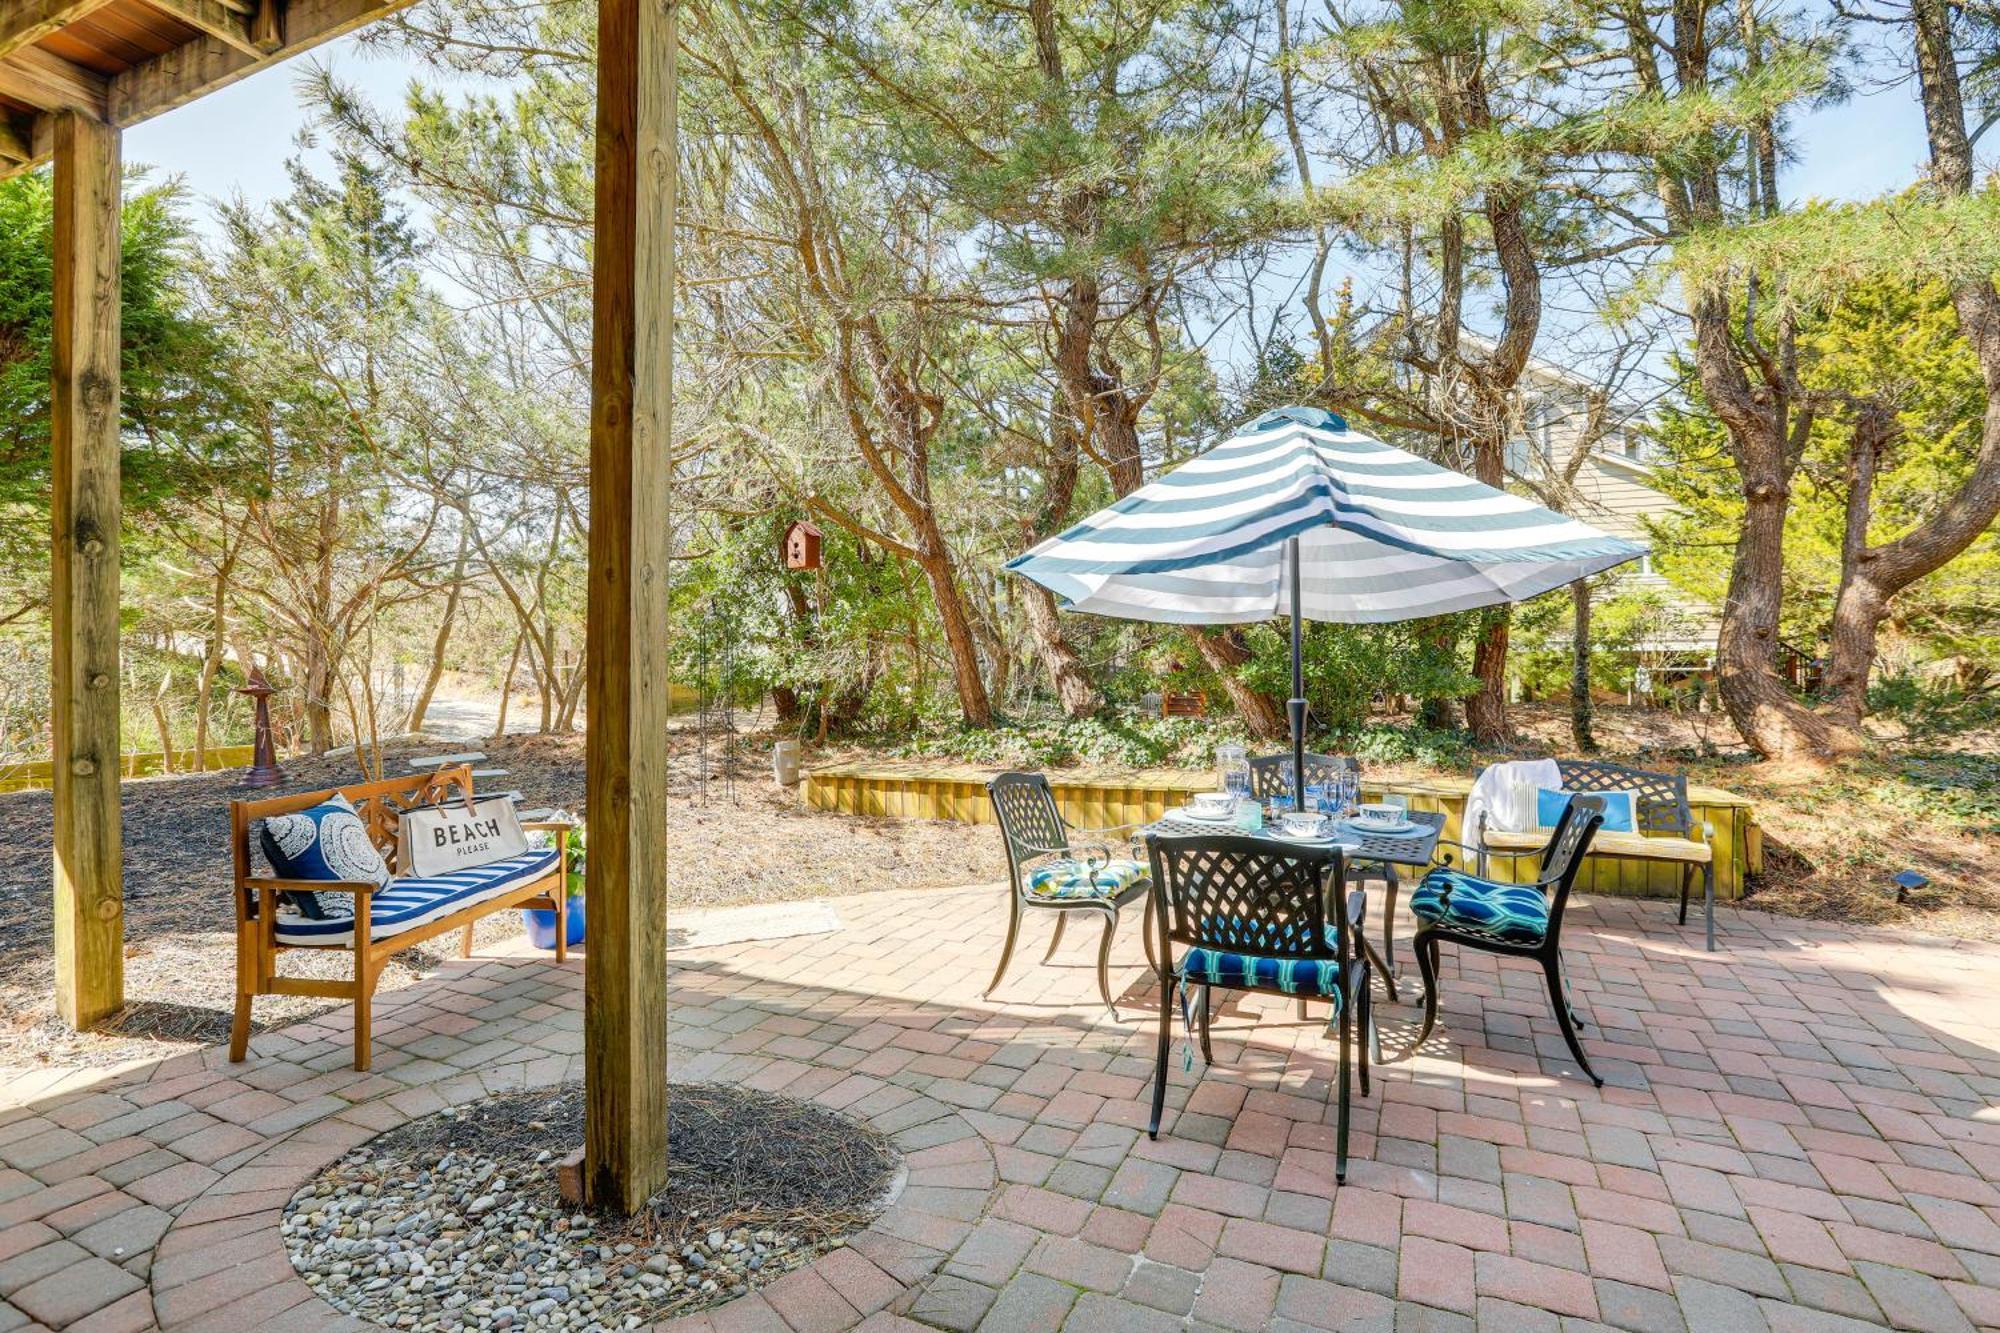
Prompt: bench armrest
<box><xmin>242</xmin><ymin>877</ymin><xmax>378</xmax><ymax>896</ymax></box>
<box><xmin>523</xmin><ymin>820</ymin><xmax>579</xmax><ymax>834</ymax></box>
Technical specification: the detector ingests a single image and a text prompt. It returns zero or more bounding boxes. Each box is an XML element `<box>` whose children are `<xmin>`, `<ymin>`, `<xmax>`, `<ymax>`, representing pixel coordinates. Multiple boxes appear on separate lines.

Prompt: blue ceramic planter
<box><xmin>523</xmin><ymin>895</ymin><xmax>586</xmax><ymax>950</ymax></box>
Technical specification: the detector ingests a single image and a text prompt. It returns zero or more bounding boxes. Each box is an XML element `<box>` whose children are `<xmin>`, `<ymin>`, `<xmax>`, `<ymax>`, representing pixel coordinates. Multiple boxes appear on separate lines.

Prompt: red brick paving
<box><xmin>1</xmin><ymin>885</ymin><xmax>1998</xmax><ymax>1330</ymax></box>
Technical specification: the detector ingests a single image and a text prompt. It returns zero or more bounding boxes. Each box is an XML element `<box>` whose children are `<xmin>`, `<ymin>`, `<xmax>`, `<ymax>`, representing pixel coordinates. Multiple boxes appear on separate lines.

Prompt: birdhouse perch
<box><xmin>783</xmin><ymin>519</ymin><xmax>823</xmax><ymax>571</ymax></box>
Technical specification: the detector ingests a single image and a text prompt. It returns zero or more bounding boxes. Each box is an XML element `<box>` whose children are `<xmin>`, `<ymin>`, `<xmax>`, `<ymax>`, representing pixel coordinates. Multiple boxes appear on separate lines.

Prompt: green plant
<box><xmin>563</xmin><ymin>825</ymin><xmax>586</xmax><ymax>901</ymax></box>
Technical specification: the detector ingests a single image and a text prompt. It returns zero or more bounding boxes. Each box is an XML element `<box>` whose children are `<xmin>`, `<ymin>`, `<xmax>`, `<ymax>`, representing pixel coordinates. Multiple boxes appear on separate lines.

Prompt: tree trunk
<box><xmin>192</xmin><ymin>558</ymin><xmax>233</xmax><ymax>771</ymax></box>
<box><xmin>1190</xmin><ymin>629</ymin><xmax>1286</xmax><ymax>739</ymax></box>
<box><xmin>916</xmin><ymin>541</ymin><xmax>994</xmax><ymax>727</ymax></box>
<box><xmin>406</xmin><ymin>531</ymin><xmax>470</xmax><ymax>734</ymax></box>
<box><xmin>1464</xmin><ymin>438</ymin><xmax>1512</xmax><ymax>743</ymax></box>
<box><xmin>1024</xmin><ymin>583</ymin><xmax>1101</xmax><ymax>717</ymax></box>
<box><xmin>1715</xmin><ymin>473</ymin><xmax>1848</xmax><ymax>758</ymax></box>
<box><xmin>492</xmin><ymin>631</ymin><xmax>523</xmax><ymax>742</ymax></box>
<box><xmin>1570</xmin><ymin>580</ymin><xmax>1597</xmax><ymax>752</ymax></box>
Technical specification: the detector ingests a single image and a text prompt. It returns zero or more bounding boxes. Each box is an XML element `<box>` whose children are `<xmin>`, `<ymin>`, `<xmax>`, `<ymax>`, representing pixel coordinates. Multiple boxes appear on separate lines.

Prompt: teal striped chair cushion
<box><xmin>1026</xmin><ymin>857</ymin><xmax>1148</xmax><ymax>900</ymax></box>
<box><xmin>1410</xmin><ymin>867</ymin><xmax>1550</xmax><ymax>945</ymax></box>
<box><xmin>1180</xmin><ymin>927</ymin><xmax>1343</xmax><ymax>998</ymax></box>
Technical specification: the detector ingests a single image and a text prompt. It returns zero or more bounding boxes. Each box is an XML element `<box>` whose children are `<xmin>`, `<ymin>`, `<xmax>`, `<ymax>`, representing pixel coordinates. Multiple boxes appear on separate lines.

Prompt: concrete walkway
<box><xmin>4</xmin><ymin>883</ymin><xmax>2000</xmax><ymax>1332</ymax></box>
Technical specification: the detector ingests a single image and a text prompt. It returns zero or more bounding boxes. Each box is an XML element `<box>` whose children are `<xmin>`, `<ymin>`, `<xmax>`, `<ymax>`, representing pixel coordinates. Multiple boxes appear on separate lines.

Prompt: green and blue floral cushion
<box><xmin>1026</xmin><ymin>857</ymin><xmax>1148</xmax><ymax>900</ymax></box>
<box><xmin>1410</xmin><ymin>867</ymin><xmax>1550</xmax><ymax>945</ymax></box>
<box><xmin>1180</xmin><ymin>925</ymin><xmax>1343</xmax><ymax>998</ymax></box>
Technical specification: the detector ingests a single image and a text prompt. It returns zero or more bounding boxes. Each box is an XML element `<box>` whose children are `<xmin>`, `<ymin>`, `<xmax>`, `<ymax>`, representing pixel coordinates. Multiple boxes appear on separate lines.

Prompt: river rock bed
<box><xmin>282</xmin><ymin>1083</ymin><xmax>899</xmax><ymax>1331</ymax></box>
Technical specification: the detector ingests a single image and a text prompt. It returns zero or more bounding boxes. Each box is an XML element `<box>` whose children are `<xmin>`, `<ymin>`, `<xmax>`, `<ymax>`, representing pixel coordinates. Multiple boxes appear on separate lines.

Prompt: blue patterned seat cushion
<box><xmin>1410</xmin><ymin>867</ymin><xmax>1550</xmax><ymax>945</ymax></box>
<box><xmin>1026</xmin><ymin>857</ymin><xmax>1147</xmax><ymax>900</ymax></box>
<box><xmin>275</xmin><ymin>847</ymin><xmax>560</xmax><ymax>947</ymax></box>
<box><xmin>1179</xmin><ymin>926</ymin><xmax>1343</xmax><ymax>998</ymax></box>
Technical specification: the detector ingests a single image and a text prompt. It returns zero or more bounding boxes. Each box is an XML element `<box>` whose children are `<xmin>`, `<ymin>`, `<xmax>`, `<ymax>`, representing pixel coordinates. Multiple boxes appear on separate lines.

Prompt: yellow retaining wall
<box><xmin>803</xmin><ymin>760</ymin><xmax>1760</xmax><ymax>900</ymax></box>
<box><xmin>0</xmin><ymin>744</ymin><xmax>259</xmax><ymax>793</ymax></box>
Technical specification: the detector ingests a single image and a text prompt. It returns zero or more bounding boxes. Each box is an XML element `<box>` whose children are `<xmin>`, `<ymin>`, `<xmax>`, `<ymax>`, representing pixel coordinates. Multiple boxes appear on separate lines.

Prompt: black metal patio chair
<box><xmin>1410</xmin><ymin>795</ymin><xmax>1608</xmax><ymax>1085</ymax></box>
<box><xmin>986</xmin><ymin>772</ymin><xmax>1155</xmax><ymax>1015</ymax></box>
<box><xmin>1245</xmin><ymin>751</ymin><xmax>1358</xmax><ymax>801</ymax></box>
<box><xmin>1143</xmin><ymin>833</ymin><xmax>1374</xmax><ymax>1182</ymax></box>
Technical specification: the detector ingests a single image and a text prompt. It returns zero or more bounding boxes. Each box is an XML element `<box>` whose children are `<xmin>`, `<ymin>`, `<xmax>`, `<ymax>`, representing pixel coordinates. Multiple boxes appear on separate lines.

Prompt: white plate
<box><xmin>1176</xmin><ymin>805</ymin><xmax>1237</xmax><ymax>823</ymax></box>
<box><xmin>1269</xmin><ymin>828</ymin><xmax>1335</xmax><ymax>844</ymax></box>
<box><xmin>1342</xmin><ymin>817</ymin><xmax>1422</xmax><ymax>837</ymax></box>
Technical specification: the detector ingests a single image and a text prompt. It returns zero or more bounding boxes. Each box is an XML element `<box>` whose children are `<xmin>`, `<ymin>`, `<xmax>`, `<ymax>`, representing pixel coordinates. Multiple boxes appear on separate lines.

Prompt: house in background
<box><xmin>1502</xmin><ymin>357</ymin><xmax>1727</xmax><ymax>698</ymax></box>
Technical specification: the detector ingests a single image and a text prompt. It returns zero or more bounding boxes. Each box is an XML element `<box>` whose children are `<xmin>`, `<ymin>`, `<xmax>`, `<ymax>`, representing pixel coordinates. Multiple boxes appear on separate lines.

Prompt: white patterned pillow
<box><xmin>258</xmin><ymin>793</ymin><xmax>390</xmax><ymax>921</ymax></box>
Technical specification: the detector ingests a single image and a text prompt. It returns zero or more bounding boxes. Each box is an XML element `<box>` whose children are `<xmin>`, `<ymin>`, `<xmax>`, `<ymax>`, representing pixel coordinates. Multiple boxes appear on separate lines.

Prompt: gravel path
<box><xmin>0</xmin><ymin>729</ymin><xmax>1002</xmax><ymax>1070</ymax></box>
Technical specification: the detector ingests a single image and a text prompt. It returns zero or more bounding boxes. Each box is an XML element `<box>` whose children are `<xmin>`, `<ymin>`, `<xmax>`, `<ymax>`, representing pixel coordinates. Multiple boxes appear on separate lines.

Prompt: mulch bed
<box><xmin>284</xmin><ymin>1083</ymin><xmax>897</xmax><ymax>1329</ymax></box>
<box><xmin>0</xmin><ymin>729</ymin><xmax>1002</xmax><ymax>1071</ymax></box>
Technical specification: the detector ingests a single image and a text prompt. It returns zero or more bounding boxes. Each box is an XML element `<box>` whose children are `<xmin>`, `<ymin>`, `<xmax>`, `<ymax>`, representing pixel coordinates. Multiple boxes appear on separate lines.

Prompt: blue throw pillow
<box><xmin>258</xmin><ymin>794</ymin><xmax>390</xmax><ymax>921</ymax></box>
<box><xmin>1535</xmin><ymin>787</ymin><xmax>1636</xmax><ymax>833</ymax></box>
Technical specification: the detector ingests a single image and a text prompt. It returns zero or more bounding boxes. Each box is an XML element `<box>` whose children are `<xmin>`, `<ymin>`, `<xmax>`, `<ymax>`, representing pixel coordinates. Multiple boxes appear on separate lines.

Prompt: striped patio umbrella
<box><xmin>1005</xmin><ymin>406</ymin><xmax>1644</xmax><ymax>799</ymax></box>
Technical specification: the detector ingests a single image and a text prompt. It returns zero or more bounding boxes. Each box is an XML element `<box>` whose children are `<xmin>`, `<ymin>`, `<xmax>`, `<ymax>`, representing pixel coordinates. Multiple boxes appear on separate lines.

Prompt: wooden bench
<box><xmin>1476</xmin><ymin>758</ymin><xmax>1717</xmax><ymax>950</ymax></box>
<box><xmin>229</xmin><ymin>764</ymin><xmax>571</xmax><ymax>1070</ymax></box>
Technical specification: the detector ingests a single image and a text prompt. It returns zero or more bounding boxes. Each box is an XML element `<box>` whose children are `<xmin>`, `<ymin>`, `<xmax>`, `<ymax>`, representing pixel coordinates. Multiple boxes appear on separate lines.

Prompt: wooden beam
<box><xmin>133</xmin><ymin>0</ymin><xmax>266</xmax><ymax>56</ymax></box>
<box><xmin>0</xmin><ymin>111</ymin><xmax>30</xmax><ymax>160</ymax></box>
<box><xmin>51</xmin><ymin>109</ymin><xmax>123</xmax><ymax>1031</ymax></box>
<box><xmin>0</xmin><ymin>46</ymin><xmax>108</xmax><ymax>116</ymax></box>
<box><xmin>0</xmin><ymin>0</ymin><xmax>118</xmax><ymax>64</ymax></box>
<box><xmin>583</xmin><ymin>0</ymin><xmax>673</xmax><ymax>1214</ymax></box>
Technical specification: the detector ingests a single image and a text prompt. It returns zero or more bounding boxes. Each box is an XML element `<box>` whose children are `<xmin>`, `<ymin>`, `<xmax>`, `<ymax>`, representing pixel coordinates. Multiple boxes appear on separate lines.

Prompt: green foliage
<box><xmin>1871</xmin><ymin>753</ymin><xmax>2000</xmax><ymax>834</ymax></box>
<box><xmin>889</xmin><ymin>714</ymin><xmax>1252</xmax><ymax>769</ymax></box>
<box><xmin>1237</xmin><ymin>617</ymin><xmax>1479</xmax><ymax>733</ymax></box>
<box><xmin>1648</xmin><ymin>277</ymin><xmax>2000</xmax><ymax>666</ymax></box>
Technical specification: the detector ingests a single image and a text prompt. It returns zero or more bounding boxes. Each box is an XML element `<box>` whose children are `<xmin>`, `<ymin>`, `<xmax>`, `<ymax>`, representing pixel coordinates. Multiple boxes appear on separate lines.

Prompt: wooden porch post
<box><xmin>50</xmin><ymin>109</ymin><xmax>124</xmax><ymax>1031</ymax></box>
<box><xmin>583</xmin><ymin>0</ymin><xmax>674</xmax><ymax>1209</ymax></box>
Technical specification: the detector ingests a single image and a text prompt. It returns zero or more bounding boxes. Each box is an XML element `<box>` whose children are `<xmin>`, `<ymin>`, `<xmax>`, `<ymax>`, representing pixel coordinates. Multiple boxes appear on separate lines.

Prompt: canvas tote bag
<box><xmin>398</xmin><ymin>796</ymin><xmax>529</xmax><ymax>877</ymax></box>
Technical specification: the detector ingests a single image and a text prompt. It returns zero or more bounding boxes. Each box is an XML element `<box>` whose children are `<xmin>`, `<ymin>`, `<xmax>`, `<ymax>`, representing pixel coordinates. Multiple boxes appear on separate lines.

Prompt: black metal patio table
<box><xmin>1140</xmin><ymin>808</ymin><xmax>1445</xmax><ymax>1002</ymax></box>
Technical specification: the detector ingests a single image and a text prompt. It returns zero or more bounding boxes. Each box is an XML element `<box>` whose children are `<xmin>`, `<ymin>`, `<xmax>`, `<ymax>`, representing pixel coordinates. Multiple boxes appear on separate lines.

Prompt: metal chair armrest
<box><xmin>1430</xmin><ymin>837</ymin><xmax>1538</xmax><ymax>871</ymax></box>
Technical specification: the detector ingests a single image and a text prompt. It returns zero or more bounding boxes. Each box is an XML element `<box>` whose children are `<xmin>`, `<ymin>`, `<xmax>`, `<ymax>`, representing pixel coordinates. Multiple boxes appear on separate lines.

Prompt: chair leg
<box><xmin>1044</xmin><ymin>911</ymin><xmax>1069</xmax><ymax>963</ymax></box>
<box><xmin>229</xmin><ymin>923</ymin><xmax>255</xmax><ymax>1063</ymax></box>
<box><xmin>1335</xmin><ymin>991</ymin><xmax>1352</xmax><ymax>1184</ymax></box>
<box><xmin>1198</xmin><ymin>984</ymin><xmax>1214</xmax><ymax>1064</ymax></box>
<box><xmin>1543</xmin><ymin>952</ymin><xmax>1602</xmax><ymax>1087</ymax></box>
<box><xmin>1678</xmin><ymin>863</ymin><xmax>1693</xmax><ymax>926</ymax></box>
<box><xmin>1381</xmin><ymin>864</ymin><xmax>1401</xmax><ymax>982</ymax></box>
<box><xmin>1095</xmin><ymin>911</ymin><xmax>1118</xmax><ymax>1015</ymax></box>
<box><xmin>553</xmin><ymin>891</ymin><xmax>567</xmax><ymax>965</ymax></box>
<box><xmin>1149</xmin><ymin>973</ymin><xmax>1173</xmax><ymax>1139</ymax></box>
<box><xmin>1355</xmin><ymin>965</ymin><xmax>1373</xmax><ymax>1099</ymax></box>
<box><xmin>1703</xmin><ymin>861</ymin><xmax>1717</xmax><ymax>953</ymax></box>
<box><xmin>353</xmin><ymin>955</ymin><xmax>374</xmax><ymax>1073</ymax></box>
<box><xmin>986</xmin><ymin>894</ymin><xmax>1024</xmax><ymax>998</ymax></box>
<box><xmin>1297</xmin><ymin>997</ymin><xmax>1310</xmax><ymax>1021</ymax></box>
<box><xmin>1413</xmin><ymin>930</ymin><xmax>1441</xmax><ymax>1053</ymax></box>
<box><xmin>1141</xmin><ymin>893</ymin><xmax>1158</xmax><ymax>971</ymax></box>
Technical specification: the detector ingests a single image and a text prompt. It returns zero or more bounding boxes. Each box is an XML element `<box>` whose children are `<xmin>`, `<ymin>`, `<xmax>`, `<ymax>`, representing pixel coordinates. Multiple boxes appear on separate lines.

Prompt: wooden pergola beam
<box><xmin>133</xmin><ymin>0</ymin><xmax>275</xmax><ymax>56</ymax></box>
<box><xmin>583</xmin><ymin>0</ymin><xmax>673</xmax><ymax>1213</ymax></box>
<box><xmin>0</xmin><ymin>111</ymin><xmax>30</xmax><ymax>160</ymax></box>
<box><xmin>0</xmin><ymin>0</ymin><xmax>116</xmax><ymax>62</ymax></box>
<box><xmin>0</xmin><ymin>46</ymin><xmax>108</xmax><ymax>116</ymax></box>
<box><xmin>0</xmin><ymin>0</ymin><xmax>411</xmax><ymax>180</ymax></box>
<box><xmin>50</xmin><ymin>108</ymin><xmax>123</xmax><ymax>1031</ymax></box>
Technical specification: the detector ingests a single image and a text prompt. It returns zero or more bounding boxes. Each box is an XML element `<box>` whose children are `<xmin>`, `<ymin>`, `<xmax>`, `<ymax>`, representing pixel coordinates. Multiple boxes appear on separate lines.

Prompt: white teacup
<box><xmin>1190</xmin><ymin>791</ymin><xmax>1234</xmax><ymax>817</ymax></box>
<box><xmin>1280</xmin><ymin>811</ymin><xmax>1328</xmax><ymax>839</ymax></box>
<box><xmin>1356</xmin><ymin>802</ymin><xmax>1402</xmax><ymax>825</ymax></box>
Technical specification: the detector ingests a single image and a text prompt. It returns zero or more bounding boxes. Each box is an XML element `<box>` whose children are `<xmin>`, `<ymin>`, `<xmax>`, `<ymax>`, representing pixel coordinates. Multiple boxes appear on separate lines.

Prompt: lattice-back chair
<box><xmin>986</xmin><ymin>773</ymin><xmax>1155</xmax><ymax>1015</ymax></box>
<box><xmin>1245</xmin><ymin>751</ymin><xmax>1357</xmax><ymax>801</ymax></box>
<box><xmin>1143</xmin><ymin>835</ymin><xmax>1374</xmax><ymax>1181</ymax></box>
<box><xmin>1410</xmin><ymin>795</ymin><xmax>1608</xmax><ymax>1085</ymax></box>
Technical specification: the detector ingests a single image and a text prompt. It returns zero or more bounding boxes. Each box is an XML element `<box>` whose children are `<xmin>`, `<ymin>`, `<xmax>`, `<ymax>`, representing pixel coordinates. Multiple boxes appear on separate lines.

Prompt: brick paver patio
<box><xmin>4</xmin><ymin>881</ymin><xmax>2000</xmax><ymax>1332</ymax></box>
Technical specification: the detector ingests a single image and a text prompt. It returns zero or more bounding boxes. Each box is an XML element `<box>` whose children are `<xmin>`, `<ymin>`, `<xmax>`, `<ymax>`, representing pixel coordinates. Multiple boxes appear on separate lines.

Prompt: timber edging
<box><xmin>0</xmin><ymin>743</ymin><xmax>260</xmax><ymax>793</ymax></box>
<box><xmin>803</xmin><ymin>760</ymin><xmax>1760</xmax><ymax>901</ymax></box>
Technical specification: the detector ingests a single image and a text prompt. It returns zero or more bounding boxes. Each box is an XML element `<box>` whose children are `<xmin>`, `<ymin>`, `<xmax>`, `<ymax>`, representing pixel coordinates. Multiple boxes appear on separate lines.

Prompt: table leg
<box><xmin>1380</xmin><ymin>864</ymin><xmax>1401</xmax><ymax>990</ymax></box>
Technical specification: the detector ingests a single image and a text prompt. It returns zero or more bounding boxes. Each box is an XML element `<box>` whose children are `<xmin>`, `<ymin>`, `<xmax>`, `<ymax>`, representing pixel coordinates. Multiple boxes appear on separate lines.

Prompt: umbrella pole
<box><xmin>1288</xmin><ymin>536</ymin><xmax>1306</xmax><ymax>807</ymax></box>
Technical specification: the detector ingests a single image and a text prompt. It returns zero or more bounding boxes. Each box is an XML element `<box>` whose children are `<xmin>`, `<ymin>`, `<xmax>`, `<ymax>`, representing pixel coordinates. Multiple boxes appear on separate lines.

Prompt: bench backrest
<box><xmin>1552</xmin><ymin>758</ymin><xmax>1692</xmax><ymax>837</ymax></box>
<box><xmin>230</xmin><ymin>764</ymin><xmax>478</xmax><ymax>885</ymax></box>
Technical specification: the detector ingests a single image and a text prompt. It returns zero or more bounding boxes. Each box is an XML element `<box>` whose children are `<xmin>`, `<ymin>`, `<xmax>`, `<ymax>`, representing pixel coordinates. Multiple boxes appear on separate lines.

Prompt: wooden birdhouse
<box><xmin>782</xmin><ymin>519</ymin><xmax>823</xmax><ymax>571</ymax></box>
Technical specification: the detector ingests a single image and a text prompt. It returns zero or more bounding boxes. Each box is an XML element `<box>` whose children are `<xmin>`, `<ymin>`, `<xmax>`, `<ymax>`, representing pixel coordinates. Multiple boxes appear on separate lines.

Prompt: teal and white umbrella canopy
<box><xmin>1005</xmin><ymin>406</ymin><xmax>1645</xmax><ymax>625</ymax></box>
